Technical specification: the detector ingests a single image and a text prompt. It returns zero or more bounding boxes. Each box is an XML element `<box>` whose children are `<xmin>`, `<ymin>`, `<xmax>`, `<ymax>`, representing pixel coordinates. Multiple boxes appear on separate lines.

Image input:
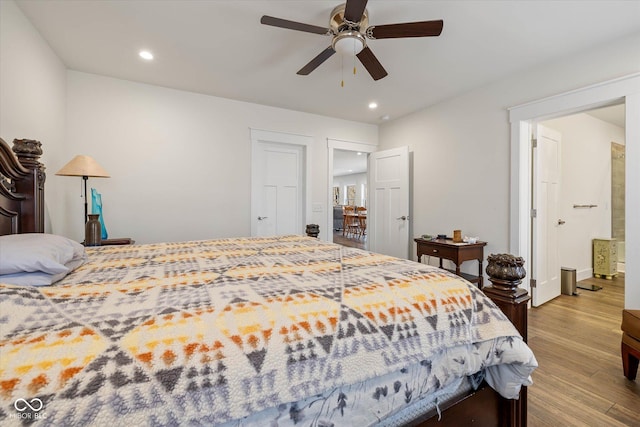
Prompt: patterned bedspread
<box><xmin>0</xmin><ymin>236</ymin><xmax>536</xmax><ymax>426</ymax></box>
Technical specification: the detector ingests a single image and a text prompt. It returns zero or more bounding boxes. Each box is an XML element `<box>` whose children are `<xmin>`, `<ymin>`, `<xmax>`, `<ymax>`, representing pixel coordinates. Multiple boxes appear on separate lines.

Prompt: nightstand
<box><xmin>101</xmin><ymin>238</ymin><xmax>135</xmax><ymax>245</ymax></box>
<box><xmin>84</xmin><ymin>238</ymin><xmax>134</xmax><ymax>246</ymax></box>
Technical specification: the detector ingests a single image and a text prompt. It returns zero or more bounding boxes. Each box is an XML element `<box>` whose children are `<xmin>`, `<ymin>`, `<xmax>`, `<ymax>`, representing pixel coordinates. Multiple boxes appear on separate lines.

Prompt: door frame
<box><xmin>327</xmin><ymin>138</ymin><xmax>377</xmax><ymax>245</ymax></box>
<box><xmin>250</xmin><ymin>128</ymin><xmax>313</xmax><ymax>236</ymax></box>
<box><xmin>509</xmin><ymin>73</ymin><xmax>640</xmax><ymax>307</ymax></box>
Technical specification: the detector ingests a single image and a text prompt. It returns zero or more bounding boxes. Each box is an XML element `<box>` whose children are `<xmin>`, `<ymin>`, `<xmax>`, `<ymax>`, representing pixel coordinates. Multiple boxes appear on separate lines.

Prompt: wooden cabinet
<box><xmin>593</xmin><ymin>238</ymin><xmax>617</xmax><ymax>279</ymax></box>
<box><xmin>414</xmin><ymin>238</ymin><xmax>487</xmax><ymax>288</ymax></box>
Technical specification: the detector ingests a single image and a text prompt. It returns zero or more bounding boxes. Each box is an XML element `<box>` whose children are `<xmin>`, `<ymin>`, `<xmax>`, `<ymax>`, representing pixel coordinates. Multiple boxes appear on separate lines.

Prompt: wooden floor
<box><xmin>332</xmin><ymin>229</ymin><xmax>365</xmax><ymax>249</ymax></box>
<box><xmin>528</xmin><ymin>274</ymin><xmax>640</xmax><ymax>426</ymax></box>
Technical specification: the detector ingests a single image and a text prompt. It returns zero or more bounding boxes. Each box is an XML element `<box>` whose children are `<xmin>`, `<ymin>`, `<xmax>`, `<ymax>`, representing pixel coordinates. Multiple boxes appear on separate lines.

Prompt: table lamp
<box><xmin>56</xmin><ymin>155</ymin><xmax>110</xmax><ymax>226</ymax></box>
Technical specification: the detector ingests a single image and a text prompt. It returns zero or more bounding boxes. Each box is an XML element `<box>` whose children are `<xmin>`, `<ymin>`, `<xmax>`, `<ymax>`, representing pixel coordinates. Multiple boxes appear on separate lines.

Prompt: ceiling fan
<box><xmin>260</xmin><ymin>0</ymin><xmax>443</xmax><ymax>81</ymax></box>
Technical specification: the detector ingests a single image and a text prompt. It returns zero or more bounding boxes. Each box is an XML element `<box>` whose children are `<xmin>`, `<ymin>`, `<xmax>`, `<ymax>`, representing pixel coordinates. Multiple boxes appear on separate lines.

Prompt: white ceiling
<box><xmin>586</xmin><ymin>104</ymin><xmax>626</xmax><ymax>128</ymax></box>
<box><xmin>334</xmin><ymin>149</ymin><xmax>368</xmax><ymax>176</ymax></box>
<box><xmin>16</xmin><ymin>0</ymin><xmax>640</xmax><ymax>124</ymax></box>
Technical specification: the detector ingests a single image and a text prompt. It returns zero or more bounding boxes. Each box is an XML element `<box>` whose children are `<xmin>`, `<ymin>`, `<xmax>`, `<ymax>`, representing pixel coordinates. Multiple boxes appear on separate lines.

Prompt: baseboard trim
<box><xmin>577</xmin><ymin>269</ymin><xmax>593</xmax><ymax>282</ymax></box>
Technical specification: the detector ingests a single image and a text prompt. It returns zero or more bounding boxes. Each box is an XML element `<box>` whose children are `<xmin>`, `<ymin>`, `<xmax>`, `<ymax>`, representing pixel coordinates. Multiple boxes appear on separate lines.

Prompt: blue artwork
<box><xmin>91</xmin><ymin>188</ymin><xmax>108</xmax><ymax>239</ymax></box>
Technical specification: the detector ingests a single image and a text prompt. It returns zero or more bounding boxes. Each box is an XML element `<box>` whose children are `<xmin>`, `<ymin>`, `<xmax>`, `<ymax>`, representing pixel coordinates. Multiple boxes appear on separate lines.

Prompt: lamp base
<box><xmin>85</xmin><ymin>214</ymin><xmax>102</xmax><ymax>246</ymax></box>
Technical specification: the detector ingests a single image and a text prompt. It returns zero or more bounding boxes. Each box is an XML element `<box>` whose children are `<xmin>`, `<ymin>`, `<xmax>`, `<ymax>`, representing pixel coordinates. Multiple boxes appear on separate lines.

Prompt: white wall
<box><xmin>542</xmin><ymin>113</ymin><xmax>625</xmax><ymax>281</ymax></box>
<box><xmin>1</xmin><ymin>0</ymin><xmax>378</xmax><ymax>243</ymax></box>
<box><xmin>63</xmin><ymin>71</ymin><xmax>377</xmax><ymax>243</ymax></box>
<box><xmin>0</xmin><ymin>0</ymin><xmax>67</xmax><ymax>232</ymax></box>
<box><xmin>379</xmin><ymin>32</ymin><xmax>640</xmax><ymax>308</ymax></box>
<box><xmin>333</xmin><ymin>172</ymin><xmax>367</xmax><ymax>206</ymax></box>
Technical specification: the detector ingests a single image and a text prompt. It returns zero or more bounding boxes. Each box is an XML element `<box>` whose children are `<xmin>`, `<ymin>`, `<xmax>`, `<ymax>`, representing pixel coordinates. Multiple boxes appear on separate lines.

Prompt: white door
<box><xmin>532</xmin><ymin>125</ymin><xmax>561</xmax><ymax>306</ymax></box>
<box><xmin>251</xmin><ymin>131</ymin><xmax>307</xmax><ymax>237</ymax></box>
<box><xmin>368</xmin><ymin>146</ymin><xmax>410</xmax><ymax>259</ymax></box>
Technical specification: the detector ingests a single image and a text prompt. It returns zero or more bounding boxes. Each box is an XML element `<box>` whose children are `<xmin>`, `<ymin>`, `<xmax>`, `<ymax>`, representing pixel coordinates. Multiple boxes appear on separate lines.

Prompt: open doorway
<box><xmin>542</xmin><ymin>105</ymin><xmax>625</xmax><ymax>277</ymax></box>
<box><xmin>326</xmin><ymin>139</ymin><xmax>376</xmax><ymax>249</ymax></box>
<box><xmin>509</xmin><ymin>73</ymin><xmax>639</xmax><ymax>308</ymax></box>
<box><xmin>532</xmin><ymin>103</ymin><xmax>625</xmax><ymax>306</ymax></box>
<box><xmin>328</xmin><ymin>140</ymin><xmax>412</xmax><ymax>258</ymax></box>
<box><xmin>332</xmin><ymin>149</ymin><xmax>368</xmax><ymax>249</ymax></box>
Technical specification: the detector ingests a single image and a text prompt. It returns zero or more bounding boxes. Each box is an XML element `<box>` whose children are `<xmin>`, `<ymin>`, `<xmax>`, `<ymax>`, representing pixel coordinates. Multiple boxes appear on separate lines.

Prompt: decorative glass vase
<box><xmin>85</xmin><ymin>214</ymin><xmax>102</xmax><ymax>246</ymax></box>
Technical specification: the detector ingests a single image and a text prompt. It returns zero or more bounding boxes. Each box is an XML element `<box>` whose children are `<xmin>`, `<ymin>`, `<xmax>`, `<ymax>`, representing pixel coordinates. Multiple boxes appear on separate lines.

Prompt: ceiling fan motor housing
<box><xmin>330</xmin><ymin>4</ymin><xmax>368</xmax><ymax>55</ymax></box>
<box><xmin>330</xmin><ymin>4</ymin><xmax>369</xmax><ymax>32</ymax></box>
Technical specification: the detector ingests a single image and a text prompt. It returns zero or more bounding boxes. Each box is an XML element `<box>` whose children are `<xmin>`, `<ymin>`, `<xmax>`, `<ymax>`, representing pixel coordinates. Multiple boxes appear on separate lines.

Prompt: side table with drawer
<box><xmin>414</xmin><ymin>238</ymin><xmax>487</xmax><ymax>288</ymax></box>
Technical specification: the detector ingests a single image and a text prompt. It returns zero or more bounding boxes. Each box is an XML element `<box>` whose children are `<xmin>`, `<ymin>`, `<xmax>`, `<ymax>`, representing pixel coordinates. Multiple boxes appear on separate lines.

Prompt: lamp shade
<box><xmin>56</xmin><ymin>155</ymin><xmax>110</xmax><ymax>178</ymax></box>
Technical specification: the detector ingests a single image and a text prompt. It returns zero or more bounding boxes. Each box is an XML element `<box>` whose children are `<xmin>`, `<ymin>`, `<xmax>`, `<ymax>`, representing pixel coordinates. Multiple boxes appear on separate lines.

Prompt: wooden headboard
<box><xmin>0</xmin><ymin>137</ymin><xmax>45</xmax><ymax>235</ymax></box>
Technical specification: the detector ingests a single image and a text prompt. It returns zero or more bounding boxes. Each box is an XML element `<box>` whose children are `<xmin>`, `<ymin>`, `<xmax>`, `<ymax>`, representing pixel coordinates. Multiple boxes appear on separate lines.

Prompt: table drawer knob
<box><xmin>432</xmin><ymin>249</ymin><xmax>438</xmax><ymax>253</ymax></box>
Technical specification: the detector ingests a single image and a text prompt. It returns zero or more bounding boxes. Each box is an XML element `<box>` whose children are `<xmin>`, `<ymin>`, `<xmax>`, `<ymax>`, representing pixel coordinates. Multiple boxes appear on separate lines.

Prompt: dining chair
<box><xmin>343</xmin><ymin>206</ymin><xmax>356</xmax><ymax>236</ymax></box>
<box><xmin>356</xmin><ymin>207</ymin><xmax>367</xmax><ymax>238</ymax></box>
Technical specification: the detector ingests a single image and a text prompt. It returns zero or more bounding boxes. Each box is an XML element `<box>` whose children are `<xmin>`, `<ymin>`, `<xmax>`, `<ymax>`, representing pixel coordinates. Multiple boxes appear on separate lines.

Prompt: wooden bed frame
<box><xmin>0</xmin><ymin>137</ymin><xmax>529</xmax><ymax>426</ymax></box>
<box><xmin>0</xmin><ymin>137</ymin><xmax>45</xmax><ymax>234</ymax></box>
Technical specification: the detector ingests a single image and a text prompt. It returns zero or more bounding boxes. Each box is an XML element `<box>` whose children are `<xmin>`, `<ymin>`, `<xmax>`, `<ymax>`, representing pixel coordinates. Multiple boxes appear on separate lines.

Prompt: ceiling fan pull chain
<box><xmin>341</xmin><ymin>55</ymin><xmax>345</xmax><ymax>87</ymax></box>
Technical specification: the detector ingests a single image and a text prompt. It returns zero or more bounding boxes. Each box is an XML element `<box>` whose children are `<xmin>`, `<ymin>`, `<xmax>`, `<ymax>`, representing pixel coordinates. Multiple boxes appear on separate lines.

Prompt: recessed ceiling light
<box><xmin>139</xmin><ymin>50</ymin><xmax>154</xmax><ymax>60</ymax></box>
<box><xmin>357</xmin><ymin>152</ymin><xmax>362</xmax><ymax>155</ymax></box>
<box><xmin>368</xmin><ymin>102</ymin><xmax>378</xmax><ymax>109</ymax></box>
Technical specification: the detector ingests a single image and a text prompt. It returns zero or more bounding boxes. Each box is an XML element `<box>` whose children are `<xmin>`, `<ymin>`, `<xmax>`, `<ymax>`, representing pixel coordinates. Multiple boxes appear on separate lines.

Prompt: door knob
<box><xmin>558</xmin><ymin>219</ymin><xmax>566</xmax><ymax>225</ymax></box>
<box><xmin>396</xmin><ymin>215</ymin><xmax>409</xmax><ymax>221</ymax></box>
<box><xmin>258</xmin><ymin>216</ymin><xmax>268</xmax><ymax>221</ymax></box>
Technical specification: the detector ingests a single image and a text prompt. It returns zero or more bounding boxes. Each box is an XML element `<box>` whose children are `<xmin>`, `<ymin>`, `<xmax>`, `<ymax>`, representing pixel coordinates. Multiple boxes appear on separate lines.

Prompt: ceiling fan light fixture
<box><xmin>332</xmin><ymin>31</ymin><xmax>365</xmax><ymax>56</ymax></box>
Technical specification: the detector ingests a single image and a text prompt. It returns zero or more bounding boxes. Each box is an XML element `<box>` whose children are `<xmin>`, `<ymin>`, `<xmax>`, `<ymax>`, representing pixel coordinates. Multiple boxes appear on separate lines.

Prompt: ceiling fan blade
<box><xmin>367</xmin><ymin>20</ymin><xmax>444</xmax><ymax>39</ymax></box>
<box><xmin>344</xmin><ymin>0</ymin><xmax>368</xmax><ymax>23</ymax></box>
<box><xmin>297</xmin><ymin>47</ymin><xmax>336</xmax><ymax>75</ymax></box>
<box><xmin>260</xmin><ymin>15</ymin><xmax>330</xmax><ymax>35</ymax></box>
<box><xmin>356</xmin><ymin>46</ymin><xmax>388</xmax><ymax>81</ymax></box>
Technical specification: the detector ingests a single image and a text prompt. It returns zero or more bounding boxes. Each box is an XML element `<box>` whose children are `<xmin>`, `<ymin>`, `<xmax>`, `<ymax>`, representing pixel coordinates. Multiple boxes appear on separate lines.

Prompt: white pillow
<box><xmin>0</xmin><ymin>233</ymin><xmax>86</xmax><ymax>275</ymax></box>
<box><xmin>0</xmin><ymin>270</ymin><xmax>68</xmax><ymax>287</ymax></box>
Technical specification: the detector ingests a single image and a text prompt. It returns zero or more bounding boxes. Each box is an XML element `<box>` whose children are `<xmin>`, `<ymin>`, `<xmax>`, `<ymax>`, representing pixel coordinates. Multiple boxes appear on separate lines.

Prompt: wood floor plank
<box><xmin>527</xmin><ymin>274</ymin><xmax>640</xmax><ymax>426</ymax></box>
<box><xmin>531</xmin><ymin>370</ymin><xmax>614</xmax><ymax>413</ymax></box>
<box><xmin>606</xmin><ymin>402</ymin><xmax>640</xmax><ymax>426</ymax></box>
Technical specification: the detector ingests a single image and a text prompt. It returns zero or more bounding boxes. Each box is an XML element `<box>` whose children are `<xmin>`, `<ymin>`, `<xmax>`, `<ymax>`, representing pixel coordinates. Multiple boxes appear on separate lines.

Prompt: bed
<box><xmin>0</xmin><ymin>137</ymin><xmax>536</xmax><ymax>426</ymax></box>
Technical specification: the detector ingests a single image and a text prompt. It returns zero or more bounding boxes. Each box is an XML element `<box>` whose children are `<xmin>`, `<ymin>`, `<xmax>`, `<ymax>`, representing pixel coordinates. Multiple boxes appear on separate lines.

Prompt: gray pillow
<box><xmin>0</xmin><ymin>233</ymin><xmax>86</xmax><ymax>276</ymax></box>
